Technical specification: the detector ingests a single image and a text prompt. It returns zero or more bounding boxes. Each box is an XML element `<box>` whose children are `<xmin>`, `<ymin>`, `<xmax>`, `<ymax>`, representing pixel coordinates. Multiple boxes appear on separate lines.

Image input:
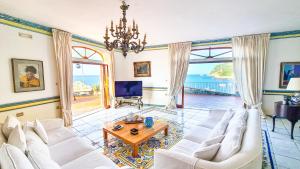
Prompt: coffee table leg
<box><xmin>132</xmin><ymin>144</ymin><xmax>139</xmax><ymax>158</ymax></box>
<box><xmin>103</xmin><ymin>129</ymin><xmax>108</xmax><ymax>141</ymax></box>
<box><xmin>164</xmin><ymin>127</ymin><xmax>168</xmax><ymax>136</ymax></box>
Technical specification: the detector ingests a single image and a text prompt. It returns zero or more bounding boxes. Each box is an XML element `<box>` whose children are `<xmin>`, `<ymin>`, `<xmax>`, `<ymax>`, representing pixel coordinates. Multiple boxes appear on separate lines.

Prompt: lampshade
<box><xmin>287</xmin><ymin>78</ymin><xmax>300</xmax><ymax>91</ymax></box>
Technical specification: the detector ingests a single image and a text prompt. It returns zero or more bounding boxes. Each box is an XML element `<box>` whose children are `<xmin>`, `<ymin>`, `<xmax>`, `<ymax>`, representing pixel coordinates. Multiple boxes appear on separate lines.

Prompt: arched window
<box><xmin>190</xmin><ymin>47</ymin><xmax>232</xmax><ymax>63</ymax></box>
<box><xmin>72</xmin><ymin>46</ymin><xmax>104</xmax><ymax>62</ymax></box>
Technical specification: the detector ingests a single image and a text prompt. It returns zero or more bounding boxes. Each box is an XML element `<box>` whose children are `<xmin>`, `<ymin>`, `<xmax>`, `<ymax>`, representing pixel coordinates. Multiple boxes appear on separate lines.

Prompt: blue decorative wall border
<box><xmin>0</xmin><ymin>13</ymin><xmax>106</xmax><ymax>49</ymax></box>
<box><xmin>1</xmin><ymin>12</ymin><xmax>300</xmax><ymax>51</ymax></box>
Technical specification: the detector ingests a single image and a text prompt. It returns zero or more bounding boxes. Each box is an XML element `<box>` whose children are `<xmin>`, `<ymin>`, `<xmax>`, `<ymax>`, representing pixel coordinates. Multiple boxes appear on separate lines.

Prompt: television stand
<box><xmin>115</xmin><ymin>96</ymin><xmax>143</xmax><ymax>110</ymax></box>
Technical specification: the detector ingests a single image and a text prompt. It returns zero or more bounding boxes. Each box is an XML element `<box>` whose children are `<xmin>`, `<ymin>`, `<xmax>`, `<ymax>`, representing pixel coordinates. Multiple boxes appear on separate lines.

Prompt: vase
<box><xmin>144</xmin><ymin>117</ymin><xmax>154</xmax><ymax>128</ymax></box>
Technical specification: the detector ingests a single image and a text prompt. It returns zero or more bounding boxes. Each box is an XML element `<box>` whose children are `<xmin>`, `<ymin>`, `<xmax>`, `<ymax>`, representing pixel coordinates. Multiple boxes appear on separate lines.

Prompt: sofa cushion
<box><xmin>183</xmin><ymin>126</ymin><xmax>212</xmax><ymax>144</ymax></box>
<box><xmin>33</xmin><ymin>120</ymin><xmax>49</xmax><ymax>144</ymax></box>
<box><xmin>199</xmin><ymin>109</ymin><xmax>226</xmax><ymax>129</ymax></box>
<box><xmin>193</xmin><ymin>143</ymin><xmax>221</xmax><ymax>160</ymax></box>
<box><xmin>27</xmin><ymin>138</ymin><xmax>50</xmax><ymax>158</ymax></box>
<box><xmin>2</xmin><ymin>115</ymin><xmax>20</xmax><ymax>138</ymax></box>
<box><xmin>61</xmin><ymin>150</ymin><xmax>119</xmax><ymax>169</ymax></box>
<box><xmin>0</xmin><ymin>124</ymin><xmax>7</xmax><ymax>145</ymax></box>
<box><xmin>213</xmin><ymin>121</ymin><xmax>247</xmax><ymax>162</ymax></box>
<box><xmin>23</xmin><ymin>121</ymin><xmax>45</xmax><ymax>143</ymax></box>
<box><xmin>0</xmin><ymin>143</ymin><xmax>34</xmax><ymax>169</ymax></box>
<box><xmin>27</xmin><ymin>148</ymin><xmax>61</xmax><ymax>169</ymax></box>
<box><xmin>208</xmin><ymin>109</ymin><xmax>234</xmax><ymax>138</ymax></box>
<box><xmin>202</xmin><ymin>135</ymin><xmax>225</xmax><ymax>146</ymax></box>
<box><xmin>49</xmin><ymin>137</ymin><xmax>94</xmax><ymax>165</ymax></box>
<box><xmin>47</xmin><ymin>127</ymin><xmax>77</xmax><ymax>146</ymax></box>
<box><xmin>8</xmin><ymin>125</ymin><xmax>27</xmax><ymax>153</ymax></box>
<box><xmin>227</xmin><ymin>109</ymin><xmax>248</xmax><ymax>132</ymax></box>
<box><xmin>170</xmin><ymin>139</ymin><xmax>202</xmax><ymax>156</ymax></box>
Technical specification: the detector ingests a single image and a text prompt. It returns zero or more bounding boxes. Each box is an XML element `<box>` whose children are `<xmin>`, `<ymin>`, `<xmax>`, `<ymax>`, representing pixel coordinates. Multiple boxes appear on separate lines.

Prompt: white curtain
<box><xmin>108</xmin><ymin>50</ymin><xmax>116</xmax><ymax>108</ymax></box>
<box><xmin>52</xmin><ymin>29</ymin><xmax>73</xmax><ymax>127</ymax></box>
<box><xmin>232</xmin><ymin>33</ymin><xmax>270</xmax><ymax>114</ymax></box>
<box><xmin>166</xmin><ymin>42</ymin><xmax>192</xmax><ymax>109</ymax></box>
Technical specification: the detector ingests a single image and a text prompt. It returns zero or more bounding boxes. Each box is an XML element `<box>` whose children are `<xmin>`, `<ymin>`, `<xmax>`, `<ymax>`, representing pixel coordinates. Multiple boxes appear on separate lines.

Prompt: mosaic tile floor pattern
<box><xmin>72</xmin><ymin>106</ymin><xmax>300</xmax><ymax>169</ymax></box>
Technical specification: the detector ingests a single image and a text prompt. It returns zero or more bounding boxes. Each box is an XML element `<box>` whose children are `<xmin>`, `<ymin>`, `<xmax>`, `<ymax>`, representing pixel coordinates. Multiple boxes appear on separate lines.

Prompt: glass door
<box><xmin>72</xmin><ymin>63</ymin><xmax>102</xmax><ymax>117</ymax></box>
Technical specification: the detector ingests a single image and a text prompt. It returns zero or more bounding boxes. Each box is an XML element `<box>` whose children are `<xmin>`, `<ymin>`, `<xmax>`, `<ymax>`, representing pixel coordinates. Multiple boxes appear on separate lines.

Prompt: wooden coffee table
<box><xmin>103</xmin><ymin>120</ymin><xmax>168</xmax><ymax>157</ymax></box>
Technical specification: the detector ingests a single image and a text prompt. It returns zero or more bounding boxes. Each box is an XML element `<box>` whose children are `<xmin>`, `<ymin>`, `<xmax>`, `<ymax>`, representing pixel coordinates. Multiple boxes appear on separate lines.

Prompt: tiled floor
<box><xmin>72</xmin><ymin>106</ymin><xmax>300</xmax><ymax>169</ymax></box>
<box><xmin>184</xmin><ymin>94</ymin><xmax>243</xmax><ymax>109</ymax></box>
<box><xmin>262</xmin><ymin>116</ymin><xmax>300</xmax><ymax>169</ymax></box>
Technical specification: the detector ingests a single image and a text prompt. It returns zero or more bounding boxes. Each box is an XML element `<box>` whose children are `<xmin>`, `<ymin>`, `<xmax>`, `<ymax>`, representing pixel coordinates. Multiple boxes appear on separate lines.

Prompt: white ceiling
<box><xmin>1</xmin><ymin>0</ymin><xmax>300</xmax><ymax>45</ymax></box>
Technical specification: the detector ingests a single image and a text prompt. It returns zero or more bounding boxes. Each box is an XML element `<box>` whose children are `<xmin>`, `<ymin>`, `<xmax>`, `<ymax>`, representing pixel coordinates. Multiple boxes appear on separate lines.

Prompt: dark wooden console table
<box><xmin>115</xmin><ymin>96</ymin><xmax>143</xmax><ymax>110</ymax></box>
<box><xmin>272</xmin><ymin>101</ymin><xmax>300</xmax><ymax>139</ymax></box>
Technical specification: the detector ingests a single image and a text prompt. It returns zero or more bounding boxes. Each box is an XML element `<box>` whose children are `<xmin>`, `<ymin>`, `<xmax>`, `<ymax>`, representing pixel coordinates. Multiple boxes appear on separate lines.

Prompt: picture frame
<box><xmin>134</xmin><ymin>61</ymin><xmax>151</xmax><ymax>77</ymax></box>
<box><xmin>279</xmin><ymin>62</ymin><xmax>300</xmax><ymax>88</ymax></box>
<box><xmin>11</xmin><ymin>58</ymin><xmax>45</xmax><ymax>92</ymax></box>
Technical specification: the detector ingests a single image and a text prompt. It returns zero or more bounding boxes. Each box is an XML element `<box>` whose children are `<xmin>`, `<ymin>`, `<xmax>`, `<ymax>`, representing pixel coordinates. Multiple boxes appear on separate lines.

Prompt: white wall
<box><xmin>114</xmin><ymin>38</ymin><xmax>300</xmax><ymax>114</ymax></box>
<box><xmin>0</xmin><ymin>24</ymin><xmax>59</xmax><ymax>104</ymax></box>
<box><xmin>115</xmin><ymin>49</ymin><xmax>169</xmax><ymax>105</ymax></box>
<box><xmin>0</xmin><ymin>24</ymin><xmax>60</xmax><ymax>121</ymax></box>
<box><xmin>0</xmin><ymin>24</ymin><xmax>110</xmax><ymax>122</ymax></box>
<box><xmin>263</xmin><ymin>37</ymin><xmax>300</xmax><ymax>115</ymax></box>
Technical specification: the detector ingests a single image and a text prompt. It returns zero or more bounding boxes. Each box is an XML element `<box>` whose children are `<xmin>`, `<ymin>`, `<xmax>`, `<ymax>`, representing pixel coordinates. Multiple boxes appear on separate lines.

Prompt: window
<box><xmin>72</xmin><ymin>46</ymin><xmax>104</xmax><ymax>61</ymax></box>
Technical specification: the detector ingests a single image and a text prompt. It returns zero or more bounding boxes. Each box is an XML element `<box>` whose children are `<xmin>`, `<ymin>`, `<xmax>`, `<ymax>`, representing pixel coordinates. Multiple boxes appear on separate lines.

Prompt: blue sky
<box><xmin>73</xmin><ymin>64</ymin><xmax>100</xmax><ymax>76</ymax></box>
<box><xmin>187</xmin><ymin>63</ymin><xmax>219</xmax><ymax>75</ymax></box>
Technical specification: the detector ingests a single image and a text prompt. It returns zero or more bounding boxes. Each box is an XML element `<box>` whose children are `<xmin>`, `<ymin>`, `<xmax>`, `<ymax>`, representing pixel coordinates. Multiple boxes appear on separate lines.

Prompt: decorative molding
<box><xmin>143</xmin><ymin>87</ymin><xmax>168</xmax><ymax>91</ymax></box>
<box><xmin>2</xmin><ymin>13</ymin><xmax>300</xmax><ymax>53</ymax></box>
<box><xmin>0</xmin><ymin>13</ymin><xmax>106</xmax><ymax>49</ymax></box>
<box><xmin>263</xmin><ymin>90</ymin><xmax>296</xmax><ymax>96</ymax></box>
<box><xmin>0</xmin><ymin>96</ymin><xmax>60</xmax><ymax>112</ymax></box>
<box><xmin>145</xmin><ymin>30</ymin><xmax>300</xmax><ymax>51</ymax></box>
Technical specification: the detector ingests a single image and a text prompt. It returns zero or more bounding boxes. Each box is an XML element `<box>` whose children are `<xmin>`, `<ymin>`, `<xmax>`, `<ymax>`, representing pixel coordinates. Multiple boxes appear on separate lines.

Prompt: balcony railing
<box><xmin>184</xmin><ymin>81</ymin><xmax>237</xmax><ymax>96</ymax></box>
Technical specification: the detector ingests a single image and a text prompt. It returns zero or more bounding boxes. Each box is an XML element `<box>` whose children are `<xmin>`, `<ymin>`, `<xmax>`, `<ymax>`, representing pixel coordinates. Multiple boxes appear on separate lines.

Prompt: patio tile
<box><xmin>275</xmin><ymin>154</ymin><xmax>300</xmax><ymax>169</ymax></box>
<box><xmin>271</xmin><ymin>138</ymin><xmax>300</xmax><ymax>160</ymax></box>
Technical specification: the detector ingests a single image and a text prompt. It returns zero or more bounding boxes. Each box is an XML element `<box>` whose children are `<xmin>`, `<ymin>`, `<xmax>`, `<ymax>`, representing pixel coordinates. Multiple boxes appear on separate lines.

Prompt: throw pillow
<box><xmin>27</xmin><ymin>149</ymin><xmax>61</xmax><ymax>169</ymax></box>
<box><xmin>213</xmin><ymin>122</ymin><xmax>247</xmax><ymax>162</ymax></box>
<box><xmin>0</xmin><ymin>143</ymin><xmax>34</xmax><ymax>169</ymax></box>
<box><xmin>227</xmin><ymin>110</ymin><xmax>248</xmax><ymax>132</ymax></box>
<box><xmin>33</xmin><ymin>120</ymin><xmax>48</xmax><ymax>144</ymax></box>
<box><xmin>26</xmin><ymin>139</ymin><xmax>50</xmax><ymax>158</ymax></box>
<box><xmin>193</xmin><ymin>143</ymin><xmax>221</xmax><ymax>160</ymax></box>
<box><xmin>8</xmin><ymin>125</ymin><xmax>27</xmax><ymax>153</ymax></box>
<box><xmin>202</xmin><ymin>135</ymin><xmax>225</xmax><ymax>146</ymax></box>
<box><xmin>208</xmin><ymin>109</ymin><xmax>234</xmax><ymax>138</ymax></box>
<box><xmin>0</xmin><ymin>124</ymin><xmax>7</xmax><ymax>145</ymax></box>
<box><xmin>2</xmin><ymin>115</ymin><xmax>20</xmax><ymax>138</ymax></box>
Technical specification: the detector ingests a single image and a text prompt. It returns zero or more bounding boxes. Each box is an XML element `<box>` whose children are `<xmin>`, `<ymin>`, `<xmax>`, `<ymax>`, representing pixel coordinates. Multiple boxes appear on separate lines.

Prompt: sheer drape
<box><xmin>100</xmin><ymin>65</ymin><xmax>110</xmax><ymax>109</ymax></box>
<box><xmin>232</xmin><ymin>33</ymin><xmax>270</xmax><ymax>114</ymax></box>
<box><xmin>166</xmin><ymin>42</ymin><xmax>192</xmax><ymax>109</ymax></box>
<box><xmin>52</xmin><ymin>29</ymin><xmax>73</xmax><ymax>126</ymax></box>
<box><xmin>108</xmin><ymin>50</ymin><xmax>116</xmax><ymax>108</ymax></box>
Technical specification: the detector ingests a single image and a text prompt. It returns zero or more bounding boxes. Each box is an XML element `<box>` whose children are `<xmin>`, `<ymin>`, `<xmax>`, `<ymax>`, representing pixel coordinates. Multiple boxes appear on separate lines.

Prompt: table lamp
<box><xmin>287</xmin><ymin>78</ymin><xmax>300</xmax><ymax>105</ymax></box>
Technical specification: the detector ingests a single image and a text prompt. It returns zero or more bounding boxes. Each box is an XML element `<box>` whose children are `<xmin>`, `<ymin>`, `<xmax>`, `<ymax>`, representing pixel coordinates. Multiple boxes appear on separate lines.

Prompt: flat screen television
<box><xmin>115</xmin><ymin>81</ymin><xmax>143</xmax><ymax>97</ymax></box>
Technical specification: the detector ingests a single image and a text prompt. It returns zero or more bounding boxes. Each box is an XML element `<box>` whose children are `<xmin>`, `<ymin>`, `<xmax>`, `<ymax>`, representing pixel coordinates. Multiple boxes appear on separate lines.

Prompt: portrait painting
<box><xmin>279</xmin><ymin>62</ymin><xmax>300</xmax><ymax>88</ymax></box>
<box><xmin>134</xmin><ymin>61</ymin><xmax>151</xmax><ymax>77</ymax></box>
<box><xmin>12</xmin><ymin>58</ymin><xmax>45</xmax><ymax>92</ymax></box>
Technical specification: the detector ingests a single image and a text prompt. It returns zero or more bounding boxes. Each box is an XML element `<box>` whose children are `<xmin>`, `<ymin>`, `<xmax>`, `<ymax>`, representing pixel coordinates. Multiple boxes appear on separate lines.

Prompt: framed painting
<box><xmin>11</xmin><ymin>58</ymin><xmax>45</xmax><ymax>92</ymax></box>
<box><xmin>134</xmin><ymin>61</ymin><xmax>151</xmax><ymax>77</ymax></box>
<box><xmin>279</xmin><ymin>62</ymin><xmax>300</xmax><ymax>88</ymax></box>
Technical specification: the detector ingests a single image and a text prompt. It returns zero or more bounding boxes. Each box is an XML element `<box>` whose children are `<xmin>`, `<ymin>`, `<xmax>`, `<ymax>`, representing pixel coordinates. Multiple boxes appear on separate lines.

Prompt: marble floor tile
<box><xmin>72</xmin><ymin>107</ymin><xmax>300</xmax><ymax>169</ymax></box>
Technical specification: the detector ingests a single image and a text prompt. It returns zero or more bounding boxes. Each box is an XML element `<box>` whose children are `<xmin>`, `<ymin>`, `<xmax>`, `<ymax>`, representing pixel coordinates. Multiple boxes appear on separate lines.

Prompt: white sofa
<box><xmin>0</xmin><ymin>118</ymin><xmax>131</xmax><ymax>169</ymax></box>
<box><xmin>154</xmin><ymin>108</ymin><xmax>262</xmax><ymax>169</ymax></box>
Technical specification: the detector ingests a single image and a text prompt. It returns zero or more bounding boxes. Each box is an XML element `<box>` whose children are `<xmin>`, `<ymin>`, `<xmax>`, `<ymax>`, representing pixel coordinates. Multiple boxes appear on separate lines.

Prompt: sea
<box><xmin>74</xmin><ymin>74</ymin><xmax>233</xmax><ymax>86</ymax></box>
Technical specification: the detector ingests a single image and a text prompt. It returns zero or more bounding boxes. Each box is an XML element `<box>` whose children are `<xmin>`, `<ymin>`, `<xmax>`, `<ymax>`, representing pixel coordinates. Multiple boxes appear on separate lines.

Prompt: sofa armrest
<box><xmin>40</xmin><ymin>118</ymin><xmax>64</xmax><ymax>131</ymax></box>
<box><xmin>154</xmin><ymin>149</ymin><xmax>198</xmax><ymax>169</ymax></box>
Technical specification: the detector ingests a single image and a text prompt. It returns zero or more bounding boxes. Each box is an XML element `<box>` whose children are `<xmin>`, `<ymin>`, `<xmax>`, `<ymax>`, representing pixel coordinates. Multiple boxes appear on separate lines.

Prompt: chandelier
<box><xmin>103</xmin><ymin>1</ymin><xmax>147</xmax><ymax>57</ymax></box>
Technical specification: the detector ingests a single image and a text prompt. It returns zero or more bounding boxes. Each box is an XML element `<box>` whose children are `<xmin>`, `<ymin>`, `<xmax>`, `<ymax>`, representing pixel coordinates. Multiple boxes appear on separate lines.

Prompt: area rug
<box><xmin>103</xmin><ymin>116</ymin><xmax>183</xmax><ymax>169</ymax></box>
<box><xmin>262</xmin><ymin>130</ymin><xmax>276</xmax><ymax>169</ymax></box>
<box><xmin>102</xmin><ymin>107</ymin><xmax>275</xmax><ymax>169</ymax></box>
